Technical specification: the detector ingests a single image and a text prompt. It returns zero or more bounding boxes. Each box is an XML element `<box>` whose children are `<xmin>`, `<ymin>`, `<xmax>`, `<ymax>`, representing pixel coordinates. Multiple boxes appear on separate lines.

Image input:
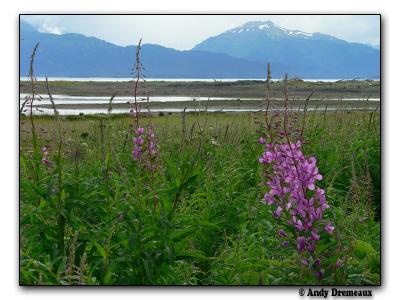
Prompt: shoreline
<box><xmin>20</xmin><ymin>79</ymin><xmax>380</xmax><ymax>98</ymax></box>
<box><xmin>20</xmin><ymin>79</ymin><xmax>380</xmax><ymax>116</ymax></box>
<box><xmin>33</xmin><ymin>99</ymin><xmax>380</xmax><ymax>110</ymax></box>
<box><xmin>21</xmin><ymin>99</ymin><xmax>380</xmax><ymax>116</ymax></box>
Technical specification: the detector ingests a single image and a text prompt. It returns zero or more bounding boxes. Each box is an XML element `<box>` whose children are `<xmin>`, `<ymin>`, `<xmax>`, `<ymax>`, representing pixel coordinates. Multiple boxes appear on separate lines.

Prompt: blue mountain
<box><xmin>193</xmin><ymin>21</ymin><xmax>380</xmax><ymax>79</ymax></box>
<box><xmin>20</xmin><ymin>20</ymin><xmax>266</xmax><ymax>78</ymax></box>
<box><xmin>20</xmin><ymin>19</ymin><xmax>380</xmax><ymax>79</ymax></box>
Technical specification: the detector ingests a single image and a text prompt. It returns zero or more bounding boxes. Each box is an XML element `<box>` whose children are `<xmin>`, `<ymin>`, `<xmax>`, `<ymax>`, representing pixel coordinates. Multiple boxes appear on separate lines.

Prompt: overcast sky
<box><xmin>21</xmin><ymin>15</ymin><xmax>380</xmax><ymax>50</ymax></box>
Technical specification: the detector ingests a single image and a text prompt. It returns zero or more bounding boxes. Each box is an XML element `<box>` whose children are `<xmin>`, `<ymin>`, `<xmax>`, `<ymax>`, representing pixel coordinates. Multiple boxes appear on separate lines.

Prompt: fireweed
<box><xmin>132</xmin><ymin>126</ymin><xmax>159</xmax><ymax>171</ymax></box>
<box><xmin>41</xmin><ymin>146</ymin><xmax>50</xmax><ymax>165</ymax></box>
<box><xmin>132</xmin><ymin>127</ymin><xmax>145</xmax><ymax>161</ymax></box>
<box><xmin>259</xmin><ymin>138</ymin><xmax>334</xmax><ymax>279</ymax></box>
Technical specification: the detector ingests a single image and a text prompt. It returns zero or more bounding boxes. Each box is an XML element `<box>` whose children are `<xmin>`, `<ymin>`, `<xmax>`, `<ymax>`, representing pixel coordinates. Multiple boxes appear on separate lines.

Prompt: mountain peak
<box><xmin>241</xmin><ymin>20</ymin><xmax>275</xmax><ymax>28</ymax></box>
<box><xmin>192</xmin><ymin>20</ymin><xmax>379</xmax><ymax>79</ymax></box>
<box><xmin>227</xmin><ymin>20</ymin><xmax>315</xmax><ymax>39</ymax></box>
<box><xmin>20</xmin><ymin>18</ymin><xmax>380</xmax><ymax>79</ymax></box>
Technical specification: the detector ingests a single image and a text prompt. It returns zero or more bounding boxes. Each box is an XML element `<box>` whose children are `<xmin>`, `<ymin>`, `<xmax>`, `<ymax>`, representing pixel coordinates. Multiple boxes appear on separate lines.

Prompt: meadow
<box><xmin>19</xmin><ymin>41</ymin><xmax>380</xmax><ymax>285</ymax></box>
<box><xmin>19</xmin><ymin>104</ymin><xmax>381</xmax><ymax>285</ymax></box>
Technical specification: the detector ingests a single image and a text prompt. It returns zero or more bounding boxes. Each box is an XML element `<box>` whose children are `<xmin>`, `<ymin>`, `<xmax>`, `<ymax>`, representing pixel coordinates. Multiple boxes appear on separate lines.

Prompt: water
<box><xmin>20</xmin><ymin>94</ymin><xmax>380</xmax><ymax>106</ymax></box>
<box><xmin>19</xmin><ymin>94</ymin><xmax>256</xmax><ymax>105</ymax></box>
<box><xmin>19</xmin><ymin>77</ymin><xmax>380</xmax><ymax>83</ymax></box>
<box><xmin>22</xmin><ymin>106</ymin><xmax>380</xmax><ymax>116</ymax></box>
<box><xmin>20</xmin><ymin>93</ymin><xmax>380</xmax><ymax>116</ymax></box>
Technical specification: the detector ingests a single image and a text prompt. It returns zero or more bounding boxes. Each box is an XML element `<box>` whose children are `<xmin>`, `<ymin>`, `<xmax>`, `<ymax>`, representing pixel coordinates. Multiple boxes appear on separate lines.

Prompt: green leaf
<box><xmin>128</xmin><ymin>232</ymin><xmax>137</xmax><ymax>250</ymax></box>
<box><xmin>57</xmin><ymin>257</ymin><xmax>67</xmax><ymax>276</ymax></box>
<box><xmin>176</xmin><ymin>251</ymin><xmax>209</xmax><ymax>261</ymax></box>
<box><xmin>95</xmin><ymin>243</ymin><xmax>107</xmax><ymax>262</ymax></box>
<box><xmin>316</xmin><ymin>239</ymin><xmax>337</xmax><ymax>256</ymax></box>
<box><xmin>196</xmin><ymin>220</ymin><xmax>220</xmax><ymax>230</ymax></box>
<box><xmin>29</xmin><ymin>182</ymin><xmax>47</xmax><ymax>198</ymax></box>
<box><xmin>352</xmin><ymin>240</ymin><xmax>377</xmax><ymax>260</ymax></box>
<box><xmin>170</xmin><ymin>226</ymin><xmax>196</xmax><ymax>242</ymax></box>
<box><xmin>363</xmin><ymin>253</ymin><xmax>380</xmax><ymax>273</ymax></box>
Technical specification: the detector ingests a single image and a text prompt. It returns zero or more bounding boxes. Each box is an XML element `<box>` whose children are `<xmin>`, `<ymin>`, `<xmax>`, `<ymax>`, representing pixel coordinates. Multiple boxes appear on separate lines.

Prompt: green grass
<box><xmin>19</xmin><ymin>110</ymin><xmax>380</xmax><ymax>285</ymax></box>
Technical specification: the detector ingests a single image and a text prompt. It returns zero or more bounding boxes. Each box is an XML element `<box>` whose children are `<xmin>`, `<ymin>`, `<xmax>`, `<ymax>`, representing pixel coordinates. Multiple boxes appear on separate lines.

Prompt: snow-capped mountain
<box><xmin>19</xmin><ymin>20</ymin><xmax>266</xmax><ymax>78</ymax></box>
<box><xmin>20</xmin><ymin>19</ymin><xmax>380</xmax><ymax>79</ymax></box>
<box><xmin>193</xmin><ymin>21</ymin><xmax>379</xmax><ymax>78</ymax></box>
<box><xmin>226</xmin><ymin>21</ymin><xmax>317</xmax><ymax>39</ymax></box>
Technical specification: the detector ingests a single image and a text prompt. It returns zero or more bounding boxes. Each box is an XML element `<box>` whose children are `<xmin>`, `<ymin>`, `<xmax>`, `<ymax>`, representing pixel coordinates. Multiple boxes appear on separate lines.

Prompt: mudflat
<box><xmin>20</xmin><ymin>79</ymin><xmax>380</xmax><ymax>99</ymax></box>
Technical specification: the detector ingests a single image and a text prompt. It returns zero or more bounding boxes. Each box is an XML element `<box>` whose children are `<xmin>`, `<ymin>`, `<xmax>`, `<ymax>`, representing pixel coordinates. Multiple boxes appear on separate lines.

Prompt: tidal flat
<box><xmin>20</xmin><ymin>79</ymin><xmax>380</xmax><ymax>115</ymax></box>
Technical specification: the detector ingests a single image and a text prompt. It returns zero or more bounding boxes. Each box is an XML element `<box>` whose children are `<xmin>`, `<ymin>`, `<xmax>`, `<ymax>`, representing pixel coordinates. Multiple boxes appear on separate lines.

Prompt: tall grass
<box><xmin>19</xmin><ymin>109</ymin><xmax>380</xmax><ymax>285</ymax></box>
<box><xmin>19</xmin><ymin>43</ymin><xmax>380</xmax><ymax>286</ymax></box>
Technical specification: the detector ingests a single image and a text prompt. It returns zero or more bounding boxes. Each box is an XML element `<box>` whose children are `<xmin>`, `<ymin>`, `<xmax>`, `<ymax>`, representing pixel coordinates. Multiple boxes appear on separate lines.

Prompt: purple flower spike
<box><xmin>258</xmin><ymin>139</ymin><xmax>334</xmax><ymax>269</ymax></box>
<box><xmin>132</xmin><ymin>125</ymin><xmax>159</xmax><ymax>170</ymax></box>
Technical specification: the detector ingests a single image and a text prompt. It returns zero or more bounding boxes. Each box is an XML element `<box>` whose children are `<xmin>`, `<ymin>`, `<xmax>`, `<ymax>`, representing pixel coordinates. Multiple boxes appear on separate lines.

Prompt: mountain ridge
<box><xmin>20</xmin><ymin>20</ymin><xmax>267</xmax><ymax>78</ymax></box>
<box><xmin>20</xmin><ymin>19</ymin><xmax>380</xmax><ymax>79</ymax></box>
<box><xmin>192</xmin><ymin>20</ymin><xmax>379</xmax><ymax>78</ymax></box>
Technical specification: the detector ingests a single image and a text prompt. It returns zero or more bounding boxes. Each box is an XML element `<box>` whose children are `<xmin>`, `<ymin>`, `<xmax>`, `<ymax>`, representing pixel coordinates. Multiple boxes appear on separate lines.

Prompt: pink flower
<box><xmin>324</xmin><ymin>222</ymin><xmax>334</xmax><ymax>234</ymax></box>
<box><xmin>132</xmin><ymin>126</ymin><xmax>159</xmax><ymax>170</ymax></box>
<box><xmin>273</xmin><ymin>206</ymin><xmax>283</xmax><ymax>218</ymax></box>
<box><xmin>301</xmin><ymin>259</ymin><xmax>309</xmax><ymax>266</ymax></box>
<box><xmin>278</xmin><ymin>229</ymin><xmax>287</xmax><ymax>237</ymax></box>
<box><xmin>335</xmin><ymin>258</ymin><xmax>342</xmax><ymax>269</ymax></box>
<box><xmin>264</xmin><ymin>193</ymin><xmax>275</xmax><ymax>205</ymax></box>
<box><xmin>297</xmin><ymin>236</ymin><xmax>306</xmax><ymax>252</ymax></box>
<box><xmin>311</xmin><ymin>229</ymin><xmax>320</xmax><ymax>241</ymax></box>
<box><xmin>133</xmin><ymin>137</ymin><xmax>144</xmax><ymax>145</ymax></box>
<box><xmin>258</xmin><ymin>140</ymin><xmax>334</xmax><ymax>258</ymax></box>
<box><xmin>136</xmin><ymin>127</ymin><xmax>145</xmax><ymax>135</ymax></box>
<box><xmin>41</xmin><ymin>158</ymin><xmax>50</xmax><ymax>165</ymax></box>
<box><xmin>41</xmin><ymin>146</ymin><xmax>51</xmax><ymax>165</ymax></box>
<box><xmin>315</xmin><ymin>270</ymin><xmax>323</xmax><ymax>281</ymax></box>
<box><xmin>258</xmin><ymin>137</ymin><xmax>266</xmax><ymax>144</ymax></box>
<box><xmin>259</xmin><ymin>151</ymin><xmax>274</xmax><ymax>164</ymax></box>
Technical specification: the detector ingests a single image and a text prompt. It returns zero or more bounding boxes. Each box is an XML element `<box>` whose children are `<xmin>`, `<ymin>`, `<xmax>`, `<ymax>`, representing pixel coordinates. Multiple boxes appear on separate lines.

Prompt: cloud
<box><xmin>38</xmin><ymin>20</ymin><xmax>63</xmax><ymax>35</ymax></box>
<box><xmin>20</xmin><ymin>15</ymin><xmax>380</xmax><ymax>50</ymax></box>
<box><xmin>21</xmin><ymin>16</ymin><xmax>64</xmax><ymax>35</ymax></box>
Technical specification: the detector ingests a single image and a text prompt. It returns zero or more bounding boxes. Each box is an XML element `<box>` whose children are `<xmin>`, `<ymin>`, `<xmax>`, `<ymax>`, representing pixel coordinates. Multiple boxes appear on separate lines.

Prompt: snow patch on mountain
<box><xmin>258</xmin><ymin>24</ymin><xmax>269</xmax><ymax>30</ymax></box>
<box><xmin>227</xmin><ymin>20</ymin><xmax>316</xmax><ymax>39</ymax></box>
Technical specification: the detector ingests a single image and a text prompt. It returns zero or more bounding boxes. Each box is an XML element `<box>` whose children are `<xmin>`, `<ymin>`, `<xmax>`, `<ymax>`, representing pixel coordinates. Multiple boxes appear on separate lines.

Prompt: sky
<box><xmin>21</xmin><ymin>15</ymin><xmax>380</xmax><ymax>50</ymax></box>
